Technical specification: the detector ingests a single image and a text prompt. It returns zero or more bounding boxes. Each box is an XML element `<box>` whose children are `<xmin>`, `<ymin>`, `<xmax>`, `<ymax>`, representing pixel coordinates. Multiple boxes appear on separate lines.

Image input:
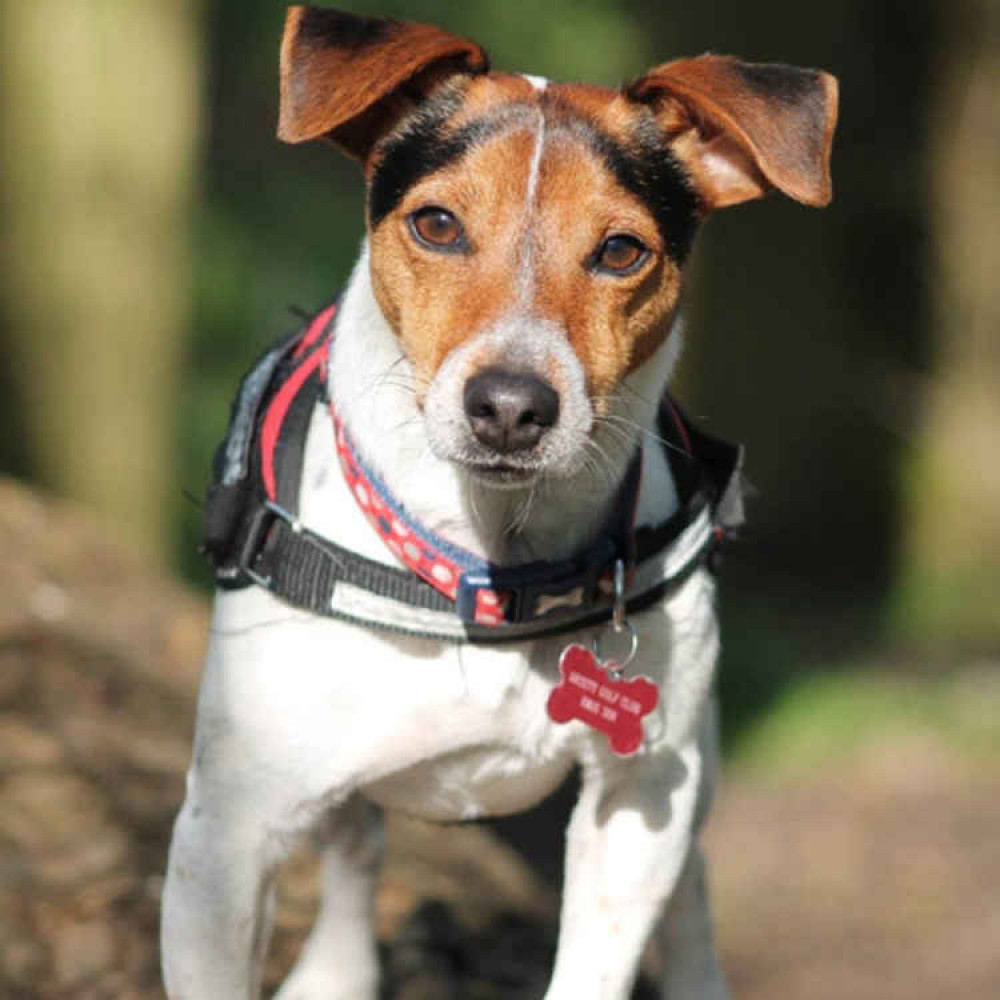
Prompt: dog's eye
<box><xmin>593</xmin><ymin>234</ymin><xmax>649</xmax><ymax>274</ymax></box>
<box><xmin>409</xmin><ymin>207</ymin><xmax>465</xmax><ymax>250</ymax></box>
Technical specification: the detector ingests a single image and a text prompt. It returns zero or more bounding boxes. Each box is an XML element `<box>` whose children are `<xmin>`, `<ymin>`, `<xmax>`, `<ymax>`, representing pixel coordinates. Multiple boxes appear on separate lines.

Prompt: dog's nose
<box><xmin>463</xmin><ymin>367</ymin><xmax>560</xmax><ymax>453</ymax></box>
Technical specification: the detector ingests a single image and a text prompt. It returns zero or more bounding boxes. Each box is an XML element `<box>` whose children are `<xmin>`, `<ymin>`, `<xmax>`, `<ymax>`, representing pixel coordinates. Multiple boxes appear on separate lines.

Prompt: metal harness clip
<box><xmin>593</xmin><ymin>559</ymin><xmax>638</xmax><ymax>679</ymax></box>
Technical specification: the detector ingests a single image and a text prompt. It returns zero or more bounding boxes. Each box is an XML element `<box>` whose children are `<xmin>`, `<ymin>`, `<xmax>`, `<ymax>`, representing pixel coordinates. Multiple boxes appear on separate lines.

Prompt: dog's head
<box><xmin>278</xmin><ymin>7</ymin><xmax>837</xmax><ymax>487</ymax></box>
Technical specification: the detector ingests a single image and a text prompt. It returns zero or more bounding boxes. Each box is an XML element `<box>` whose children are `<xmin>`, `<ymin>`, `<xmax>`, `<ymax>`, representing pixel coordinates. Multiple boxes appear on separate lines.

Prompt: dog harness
<box><xmin>202</xmin><ymin>303</ymin><xmax>744</xmax><ymax>643</ymax></box>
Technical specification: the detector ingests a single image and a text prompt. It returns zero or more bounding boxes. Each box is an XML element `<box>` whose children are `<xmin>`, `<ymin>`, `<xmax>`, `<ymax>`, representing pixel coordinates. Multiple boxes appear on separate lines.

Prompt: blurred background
<box><xmin>1</xmin><ymin>1</ymin><xmax>997</xmax><ymax>998</ymax></box>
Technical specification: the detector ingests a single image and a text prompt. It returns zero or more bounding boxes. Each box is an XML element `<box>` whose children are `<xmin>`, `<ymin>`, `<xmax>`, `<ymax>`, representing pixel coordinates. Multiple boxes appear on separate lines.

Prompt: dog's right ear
<box><xmin>278</xmin><ymin>6</ymin><xmax>489</xmax><ymax>161</ymax></box>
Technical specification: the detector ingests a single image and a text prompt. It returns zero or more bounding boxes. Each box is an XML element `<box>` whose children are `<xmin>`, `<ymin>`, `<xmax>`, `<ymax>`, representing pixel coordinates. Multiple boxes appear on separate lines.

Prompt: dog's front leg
<box><xmin>161</xmin><ymin>768</ymin><xmax>285</xmax><ymax>1000</ymax></box>
<box><xmin>544</xmin><ymin>742</ymin><xmax>704</xmax><ymax>1000</ymax></box>
<box><xmin>274</xmin><ymin>794</ymin><xmax>383</xmax><ymax>1000</ymax></box>
<box><xmin>655</xmin><ymin>846</ymin><xmax>729</xmax><ymax>999</ymax></box>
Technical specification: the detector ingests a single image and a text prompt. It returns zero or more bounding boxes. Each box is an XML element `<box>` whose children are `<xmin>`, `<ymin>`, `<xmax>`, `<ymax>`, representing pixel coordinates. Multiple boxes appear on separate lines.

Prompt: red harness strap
<box><xmin>260</xmin><ymin>303</ymin><xmax>336</xmax><ymax>501</ymax></box>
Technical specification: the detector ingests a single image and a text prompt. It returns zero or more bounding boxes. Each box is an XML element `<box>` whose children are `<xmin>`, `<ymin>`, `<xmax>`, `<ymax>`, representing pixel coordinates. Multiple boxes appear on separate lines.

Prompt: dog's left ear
<box><xmin>278</xmin><ymin>6</ymin><xmax>488</xmax><ymax>159</ymax></box>
<box><xmin>628</xmin><ymin>56</ymin><xmax>838</xmax><ymax>210</ymax></box>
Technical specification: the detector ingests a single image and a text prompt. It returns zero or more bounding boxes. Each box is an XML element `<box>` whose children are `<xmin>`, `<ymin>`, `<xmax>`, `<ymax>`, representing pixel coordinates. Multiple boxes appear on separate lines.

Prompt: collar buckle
<box><xmin>456</xmin><ymin>537</ymin><xmax>619</xmax><ymax>626</ymax></box>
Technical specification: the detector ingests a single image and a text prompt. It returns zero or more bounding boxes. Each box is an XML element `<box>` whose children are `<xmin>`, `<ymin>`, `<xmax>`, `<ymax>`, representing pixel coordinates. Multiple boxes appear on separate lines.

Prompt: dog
<box><xmin>162</xmin><ymin>6</ymin><xmax>837</xmax><ymax>998</ymax></box>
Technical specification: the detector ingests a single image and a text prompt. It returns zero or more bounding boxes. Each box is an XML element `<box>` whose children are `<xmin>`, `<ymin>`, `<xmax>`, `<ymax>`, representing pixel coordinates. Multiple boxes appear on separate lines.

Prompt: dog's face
<box><xmin>279</xmin><ymin>7</ymin><xmax>837</xmax><ymax>485</ymax></box>
<box><xmin>366</xmin><ymin>74</ymin><xmax>698</xmax><ymax>485</ymax></box>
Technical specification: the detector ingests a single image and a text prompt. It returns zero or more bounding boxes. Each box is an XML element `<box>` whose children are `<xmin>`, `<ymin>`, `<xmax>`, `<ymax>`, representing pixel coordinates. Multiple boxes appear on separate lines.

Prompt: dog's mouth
<box><xmin>465</xmin><ymin>460</ymin><xmax>541</xmax><ymax>487</ymax></box>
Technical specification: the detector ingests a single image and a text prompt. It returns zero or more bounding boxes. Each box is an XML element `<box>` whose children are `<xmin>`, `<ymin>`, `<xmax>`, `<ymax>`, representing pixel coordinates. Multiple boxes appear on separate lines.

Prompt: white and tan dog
<box><xmin>162</xmin><ymin>7</ymin><xmax>837</xmax><ymax>998</ymax></box>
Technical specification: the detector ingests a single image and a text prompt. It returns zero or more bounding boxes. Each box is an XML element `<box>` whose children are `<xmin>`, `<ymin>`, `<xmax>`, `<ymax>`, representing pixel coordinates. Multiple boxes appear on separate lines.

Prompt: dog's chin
<box><xmin>456</xmin><ymin>449</ymin><xmax>590</xmax><ymax>490</ymax></box>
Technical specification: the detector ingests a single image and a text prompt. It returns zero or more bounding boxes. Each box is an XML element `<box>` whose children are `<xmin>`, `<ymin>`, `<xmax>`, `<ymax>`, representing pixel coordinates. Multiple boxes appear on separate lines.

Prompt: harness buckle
<box><xmin>237</xmin><ymin>499</ymin><xmax>303</xmax><ymax>589</ymax></box>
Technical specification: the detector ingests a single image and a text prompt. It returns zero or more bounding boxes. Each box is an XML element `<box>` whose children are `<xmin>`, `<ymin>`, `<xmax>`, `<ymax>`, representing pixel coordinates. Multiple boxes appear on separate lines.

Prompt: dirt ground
<box><xmin>1</xmin><ymin>477</ymin><xmax>997</xmax><ymax>999</ymax></box>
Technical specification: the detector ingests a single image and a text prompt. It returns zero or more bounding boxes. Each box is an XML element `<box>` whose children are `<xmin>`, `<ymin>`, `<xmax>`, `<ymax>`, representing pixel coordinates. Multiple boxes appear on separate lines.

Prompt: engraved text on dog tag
<box><xmin>546</xmin><ymin>644</ymin><xmax>658</xmax><ymax>756</ymax></box>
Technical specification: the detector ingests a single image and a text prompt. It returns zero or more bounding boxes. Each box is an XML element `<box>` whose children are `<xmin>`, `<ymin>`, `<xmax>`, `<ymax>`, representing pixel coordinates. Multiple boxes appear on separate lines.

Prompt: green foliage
<box><xmin>347</xmin><ymin>0</ymin><xmax>651</xmax><ymax>83</ymax></box>
<box><xmin>731</xmin><ymin>663</ymin><xmax>1000</xmax><ymax>775</ymax></box>
<box><xmin>890</xmin><ymin>570</ymin><xmax>1000</xmax><ymax>649</ymax></box>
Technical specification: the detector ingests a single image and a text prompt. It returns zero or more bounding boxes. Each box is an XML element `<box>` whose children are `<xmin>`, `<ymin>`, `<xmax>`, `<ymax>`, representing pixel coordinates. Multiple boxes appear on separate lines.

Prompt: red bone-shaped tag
<box><xmin>546</xmin><ymin>644</ymin><xmax>659</xmax><ymax>756</ymax></box>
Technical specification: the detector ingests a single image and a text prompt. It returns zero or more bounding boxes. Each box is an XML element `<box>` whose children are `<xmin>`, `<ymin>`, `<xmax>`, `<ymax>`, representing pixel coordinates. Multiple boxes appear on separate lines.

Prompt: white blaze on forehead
<box><xmin>521</xmin><ymin>74</ymin><xmax>549</xmax><ymax>92</ymax></box>
<box><xmin>519</xmin><ymin>85</ymin><xmax>548</xmax><ymax>307</ymax></box>
<box><xmin>524</xmin><ymin>110</ymin><xmax>546</xmax><ymax>208</ymax></box>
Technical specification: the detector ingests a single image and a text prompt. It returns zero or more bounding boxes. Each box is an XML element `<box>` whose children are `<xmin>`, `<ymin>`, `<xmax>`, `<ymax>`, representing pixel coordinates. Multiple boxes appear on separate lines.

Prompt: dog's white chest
<box><xmin>352</xmin><ymin>639</ymin><xmax>578</xmax><ymax>821</ymax></box>
<box><xmin>201</xmin><ymin>587</ymin><xmax>584</xmax><ymax>822</ymax></box>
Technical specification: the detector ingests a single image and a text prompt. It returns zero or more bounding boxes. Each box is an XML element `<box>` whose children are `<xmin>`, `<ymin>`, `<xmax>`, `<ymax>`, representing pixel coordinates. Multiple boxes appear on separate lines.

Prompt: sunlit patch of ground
<box><xmin>707</xmin><ymin>664</ymin><xmax>1000</xmax><ymax>1000</ymax></box>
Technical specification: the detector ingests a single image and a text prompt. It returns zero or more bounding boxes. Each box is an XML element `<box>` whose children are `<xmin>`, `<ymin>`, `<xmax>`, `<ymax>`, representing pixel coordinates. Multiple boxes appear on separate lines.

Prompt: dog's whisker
<box><xmin>508</xmin><ymin>481</ymin><xmax>539</xmax><ymax>536</ymax></box>
<box><xmin>592</xmin><ymin>419</ymin><xmax>638</xmax><ymax>457</ymax></box>
<box><xmin>389</xmin><ymin>414</ymin><xmax>426</xmax><ymax>434</ymax></box>
<box><xmin>596</xmin><ymin>412</ymin><xmax>691</xmax><ymax>458</ymax></box>
<box><xmin>466</xmin><ymin>479</ymin><xmax>486</xmax><ymax>532</ymax></box>
<box><xmin>582</xmin><ymin>437</ymin><xmax>620</xmax><ymax>490</ymax></box>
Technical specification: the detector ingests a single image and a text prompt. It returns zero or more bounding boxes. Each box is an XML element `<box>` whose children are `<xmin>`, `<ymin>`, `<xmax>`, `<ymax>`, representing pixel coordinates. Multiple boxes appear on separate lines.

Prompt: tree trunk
<box><xmin>896</xmin><ymin>0</ymin><xmax>1000</xmax><ymax>644</ymax></box>
<box><xmin>0</xmin><ymin>1</ymin><xmax>201</xmax><ymax>561</ymax></box>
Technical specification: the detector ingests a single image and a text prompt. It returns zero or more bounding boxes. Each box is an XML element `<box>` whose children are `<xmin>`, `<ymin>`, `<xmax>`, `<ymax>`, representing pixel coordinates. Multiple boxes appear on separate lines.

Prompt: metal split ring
<box><xmin>593</xmin><ymin>619</ymin><xmax>638</xmax><ymax>678</ymax></box>
<box><xmin>593</xmin><ymin>559</ymin><xmax>638</xmax><ymax>677</ymax></box>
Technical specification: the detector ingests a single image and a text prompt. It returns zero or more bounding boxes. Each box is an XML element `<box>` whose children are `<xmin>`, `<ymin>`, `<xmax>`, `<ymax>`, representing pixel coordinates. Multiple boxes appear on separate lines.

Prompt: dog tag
<box><xmin>546</xmin><ymin>644</ymin><xmax>659</xmax><ymax>757</ymax></box>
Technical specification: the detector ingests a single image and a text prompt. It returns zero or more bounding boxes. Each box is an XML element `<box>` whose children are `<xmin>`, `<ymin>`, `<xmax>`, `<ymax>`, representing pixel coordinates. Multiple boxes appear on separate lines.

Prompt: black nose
<box><xmin>463</xmin><ymin>367</ymin><xmax>560</xmax><ymax>454</ymax></box>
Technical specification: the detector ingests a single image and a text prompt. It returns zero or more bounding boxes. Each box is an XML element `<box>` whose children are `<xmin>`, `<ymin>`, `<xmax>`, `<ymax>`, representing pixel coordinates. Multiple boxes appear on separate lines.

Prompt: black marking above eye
<box><xmin>545</xmin><ymin>100</ymin><xmax>701</xmax><ymax>264</ymax></box>
<box><xmin>369</xmin><ymin>91</ymin><xmax>509</xmax><ymax>230</ymax></box>
<box><xmin>369</xmin><ymin>96</ymin><xmax>540</xmax><ymax>230</ymax></box>
<box><xmin>592</xmin><ymin>234</ymin><xmax>649</xmax><ymax>274</ymax></box>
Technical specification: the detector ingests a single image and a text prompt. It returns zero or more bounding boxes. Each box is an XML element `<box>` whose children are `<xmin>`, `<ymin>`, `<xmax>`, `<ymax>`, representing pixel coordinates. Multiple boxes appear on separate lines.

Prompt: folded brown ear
<box><xmin>628</xmin><ymin>56</ymin><xmax>838</xmax><ymax>210</ymax></box>
<box><xmin>278</xmin><ymin>6</ymin><xmax>488</xmax><ymax>155</ymax></box>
